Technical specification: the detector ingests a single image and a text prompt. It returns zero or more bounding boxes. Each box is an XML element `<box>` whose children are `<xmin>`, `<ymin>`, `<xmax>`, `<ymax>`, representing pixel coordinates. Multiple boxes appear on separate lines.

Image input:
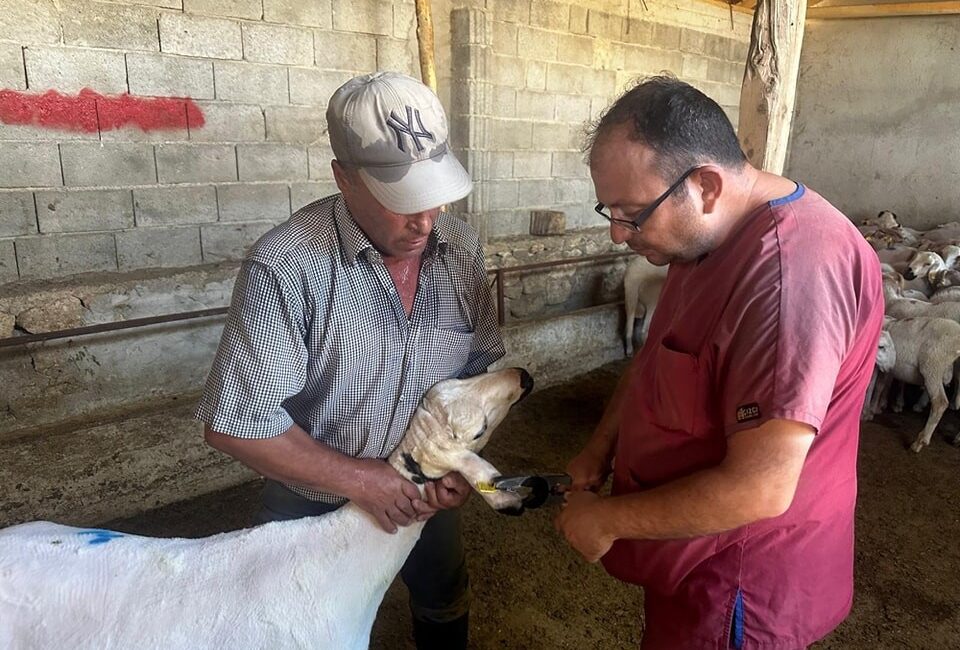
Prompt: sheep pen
<box><xmin>92</xmin><ymin>361</ymin><xmax>960</xmax><ymax>650</ymax></box>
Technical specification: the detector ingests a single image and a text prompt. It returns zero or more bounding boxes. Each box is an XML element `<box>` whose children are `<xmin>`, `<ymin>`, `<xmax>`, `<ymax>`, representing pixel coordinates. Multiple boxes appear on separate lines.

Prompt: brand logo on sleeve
<box><xmin>736</xmin><ymin>403</ymin><xmax>761</xmax><ymax>423</ymax></box>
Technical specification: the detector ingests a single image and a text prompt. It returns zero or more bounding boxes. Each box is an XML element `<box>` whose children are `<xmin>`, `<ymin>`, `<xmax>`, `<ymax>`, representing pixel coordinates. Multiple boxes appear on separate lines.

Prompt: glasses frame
<box><xmin>595</xmin><ymin>166</ymin><xmax>699</xmax><ymax>232</ymax></box>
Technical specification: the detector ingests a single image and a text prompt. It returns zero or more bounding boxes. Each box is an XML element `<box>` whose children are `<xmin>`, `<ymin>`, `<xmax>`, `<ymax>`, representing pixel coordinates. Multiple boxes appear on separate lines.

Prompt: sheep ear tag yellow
<box><xmin>475</xmin><ymin>481</ymin><xmax>497</xmax><ymax>493</ymax></box>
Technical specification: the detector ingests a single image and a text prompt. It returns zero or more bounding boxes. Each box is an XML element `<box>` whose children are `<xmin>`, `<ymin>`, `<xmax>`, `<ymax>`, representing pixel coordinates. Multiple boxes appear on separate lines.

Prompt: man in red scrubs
<box><xmin>555</xmin><ymin>76</ymin><xmax>883</xmax><ymax>649</ymax></box>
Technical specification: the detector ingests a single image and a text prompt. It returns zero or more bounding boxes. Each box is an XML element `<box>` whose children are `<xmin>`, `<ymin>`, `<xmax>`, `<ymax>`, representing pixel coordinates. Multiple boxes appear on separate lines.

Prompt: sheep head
<box><xmin>389</xmin><ymin>367</ymin><xmax>534</xmax><ymax>513</ymax></box>
<box><xmin>904</xmin><ymin>251</ymin><xmax>944</xmax><ymax>281</ymax></box>
<box><xmin>875</xmin><ymin>330</ymin><xmax>896</xmax><ymax>373</ymax></box>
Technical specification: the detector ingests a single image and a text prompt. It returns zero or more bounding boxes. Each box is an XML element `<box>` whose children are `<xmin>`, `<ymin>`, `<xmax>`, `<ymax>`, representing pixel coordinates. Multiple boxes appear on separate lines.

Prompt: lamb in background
<box><xmin>622</xmin><ymin>255</ymin><xmax>668</xmax><ymax>356</ymax></box>
<box><xmin>0</xmin><ymin>368</ymin><xmax>533</xmax><ymax>650</ymax></box>
<box><xmin>869</xmin><ymin>318</ymin><xmax>960</xmax><ymax>452</ymax></box>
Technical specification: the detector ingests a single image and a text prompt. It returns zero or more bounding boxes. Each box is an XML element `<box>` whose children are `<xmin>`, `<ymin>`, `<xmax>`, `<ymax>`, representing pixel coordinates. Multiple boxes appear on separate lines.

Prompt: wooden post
<box><xmin>736</xmin><ymin>0</ymin><xmax>806</xmax><ymax>174</ymax></box>
<box><xmin>414</xmin><ymin>0</ymin><xmax>437</xmax><ymax>93</ymax></box>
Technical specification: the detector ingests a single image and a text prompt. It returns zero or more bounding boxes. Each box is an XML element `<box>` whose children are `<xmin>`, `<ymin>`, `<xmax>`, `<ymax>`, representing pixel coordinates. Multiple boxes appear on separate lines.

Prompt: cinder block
<box><xmin>515</xmin><ymin>90</ymin><xmax>554</xmax><ymax>121</ymax></box>
<box><xmin>393</xmin><ymin>2</ymin><xmax>416</xmax><ymax>40</ymax></box>
<box><xmin>0</xmin><ymin>0</ymin><xmax>61</xmax><ymax>45</ymax></box>
<box><xmin>201</xmin><ymin>221</ymin><xmax>274</xmax><ymax>261</ymax></box>
<box><xmin>16</xmin><ymin>233</ymin><xmax>118</xmax><ymax>279</ymax></box>
<box><xmin>183</xmin><ymin>0</ymin><xmax>262</xmax><ymax>19</ymax></box>
<box><xmin>61</xmin><ymin>1</ymin><xmax>160</xmax><ymax>52</ymax></box>
<box><xmin>189</xmin><ymin>102</ymin><xmax>264</xmax><ymax>142</ymax></box>
<box><xmin>0</xmin><ymin>43</ymin><xmax>26</xmax><ymax>91</ymax></box>
<box><xmin>491</xmin><ymin>54</ymin><xmax>525</xmax><ymax>88</ymax></box>
<box><xmin>265</xmin><ymin>106</ymin><xmax>326</xmax><ymax>144</ymax></box>
<box><xmin>518</xmin><ymin>179</ymin><xmax>552</xmax><ymax>207</ymax></box>
<box><xmin>730</xmin><ymin>40</ymin><xmax>749</xmax><ymax>64</ymax></box>
<box><xmin>530</xmin><ymin>0</ymin><xmax>568</xmax><ymax>31</ymax></box>
<box><xmin>237</xmin><ymin>144</ymin><xmax>307</xmax><ymax>181</ymax></box>
<box><xmin>0</xmin><ymin>192</ymin><xmax>38</xmax><ymax>236</ymax></box>
<box><xmin>594</xmin><ymin>40</ymin><xmax>623</xmax><ymax>72</ymax></box>
<box><xmin>217</xmin><ymin>183</ymin><xmax>290</xmax><ymax>222</ymax></box>
<box><xmin>290</xmin><ymin>181</ymin><xmax>338</xmax><ymax>211</ymax></box>
<box><xmin>117</xmin><ymin>226</ymin><xmax>202</xmax><ymax>270</ymax></box>
<box><xmin>651</xmin><ymin>23</ymin><xmax>681</xmax><ymax>51</ymax></box>
<box><xmin>487</xmin><ymin>152</ymin><xmax>514</xmax><ymax>180</ymax></box>
<box><xmin>314</xmin><ymin>31</ymin><xmax>376</xmax><ymax>70</ymax></box>
<box><xmin>681</xmin><ymin>29</ymin><xmax>729</xmax><ymax>58</ymax></box>
<box><xmin>489</xmin><ymin>0</ymin><xmax>529</xmax><ymax>24</ymax></box>
<box><xmin>264</xmin><ymin>0</ymin><xmax>331</xmax><ymax>27</ymax></box>
<box><xmin>288</xmin><ymin>68</ymin><xmax>353</xmax><ymax>106</ymax></box>
<box><xmin>569</xmin><ymin>6</ymin><xmax>588</xmax><ymax>35</ymax></box>
<box><xmin>377</xmin><ymin>38</ymin><xmax>416</xmax><ymax>75</ymax></box>
<box><xmin>133</xmin><ymin>185</ymin><xmax>218</xmax><ymax>225</ymax></box>
<box><xmin>35</xmin><ymin>189</ymin><xmax>134</xmax><ymax>233</ymax></box>
<box><xmin>307</xmin><ymin>146</ymin><xmax>334</xmax><ymax>180</ymax></box>
<box><xmin>554</xmin><ymin>178</ymin><xmax>592</xmax><ymax>204</ymax></box>
<box><xmin>513</xmin><ymin>152</ymin><xmax>551</xmax><ymax>179</ymax></box>
<box><xmin>558</xmin><ymin>34</ymin><xmax>593</xmax><ymax>67</ymax></box>
<box><xmin>159</xmin><ymin>13</ymin><xmax>242</xmax><ymax>60</ymax></box>
<box><xmin>492</xmin><ymin>22</ymin><xmax>517</xmax><ymax>56</ymax></box>
<box><xmin>545</xmin><ymin>62</ymin><xmax>584</xmax><ymax>94</ymax></box>
<box><xmin>485</xmin><ymin>180</ymin><xmax>518</xmax><ymax>210</ymax></box>
<box><xmin>518</xmin><ymin>27</ymin><xmax>558</xmax><ymax>62</ymax></box>
<box><xmin>555</xmin><ymin>94</ymin><xmax>592</xmax><ymax>125</ymax></box>
<box><xmin>24</xmin><ymin>46</ymin><xmax>127</xmax><ymax>94</ymax></box>
<box><xmin>0</xmin><ymin>143</ymin><xmax>62</xmax><ymax>188</ymax></box>
<box><xmin>0</xmin><ymin>241</ymin><xmax>17</xmax><ymax>284</ymax></box>
<box><xmin>155</xmin><ymin>143</ymin><xmax>237</xmax><ymax>184</ymax></box>
<box><xmin>533</xmin><ymin>122</ymin><xmax>578</xmax><ymax>151</ymax></box>
<box><xmin>61</xmin><ymin>143</ymin><xmax>156</xmax><ymax>187</ymax></box>
<box><xmin>126</xmin><ymin>53</ymin><xmax>215</xmax><ymax>99</ymax></box>
<box><xmin>526</xmin><ymin>60</ymin><xmax>546</xmax><ymax>91</ymax></box>
<box><xmin>491</xmin><ymin>87</ymin><xmax>516</xmax><ymax>118</ymax></box>
<box><xmin>624</xmin><ymin>46</ymin><xmax>683</xmax><ymax>76</ymax></box>
<box><xmin>97</xmin><ymin>0</ymin><xmax>181</xmax><ymax>7</ymax></box>
<box><xmin>551</xmin><ymin>151</ymin><xmax>586</xmax><ymax>178</ymax></box>
<box><xmin>332</xmin><ymin>0</ymin><xmax>394</xmax><ymax>36</ymax></box>
<box><xmin>242</xmin><ymin>23</ymin><xmax>313</xmax><ymax>66</ymax></box>
<box><xmin>490</xmin><ymin>119</ymin><xmax>532</xmax><ymax>150</ymax></box>
<box><xmin>587</xmin><ymin>10</ymin><xmax>621</xmax><ymax>39</ymax></box>
<box><xmin>214</xmin><ymin>61</ymin><xmax>289</xmax><ymax>104</ymax></box>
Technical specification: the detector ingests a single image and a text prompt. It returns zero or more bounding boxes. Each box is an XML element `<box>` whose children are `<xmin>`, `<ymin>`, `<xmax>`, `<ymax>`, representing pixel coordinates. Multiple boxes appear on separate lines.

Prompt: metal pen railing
<box><xmin>0</xmin><ymin>251</ymin><xmax>633</xmax><ymax>349</ymax></box>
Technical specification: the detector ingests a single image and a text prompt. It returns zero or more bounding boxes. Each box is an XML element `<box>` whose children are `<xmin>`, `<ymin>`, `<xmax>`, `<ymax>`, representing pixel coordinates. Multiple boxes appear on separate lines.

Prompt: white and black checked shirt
<box><xmin>196</xmin><ymin>194</ymin><xmax>505</xmax><ymax>503</ymax></box>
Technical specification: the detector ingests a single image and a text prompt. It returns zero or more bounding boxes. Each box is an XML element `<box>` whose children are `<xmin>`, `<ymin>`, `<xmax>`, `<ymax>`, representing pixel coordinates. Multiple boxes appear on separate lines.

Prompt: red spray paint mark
<box><xmin>0</xmin><ymin>88</ymin><xmax>205</xmax><ymax>133</ymax></box>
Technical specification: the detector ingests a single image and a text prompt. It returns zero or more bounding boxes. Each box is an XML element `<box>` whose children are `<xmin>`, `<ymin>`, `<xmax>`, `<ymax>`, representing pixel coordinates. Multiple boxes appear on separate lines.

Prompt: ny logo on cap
<box><xmin>386</xmin><ymin>106</ymin><xmax>435</xmax><ymax>153</ymax></box>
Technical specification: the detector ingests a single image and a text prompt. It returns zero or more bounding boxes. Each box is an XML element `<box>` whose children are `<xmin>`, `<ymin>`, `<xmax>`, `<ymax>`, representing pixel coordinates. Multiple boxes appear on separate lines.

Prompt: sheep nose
<box><xmin>515</xmin><ymin>368</ymin><xmax>534</xmax><ymax>400</ymax></box>
<box><xmin>903</xmin><ymin>269</ymin><xmax>916</xmax><ymax>280</ymax></box>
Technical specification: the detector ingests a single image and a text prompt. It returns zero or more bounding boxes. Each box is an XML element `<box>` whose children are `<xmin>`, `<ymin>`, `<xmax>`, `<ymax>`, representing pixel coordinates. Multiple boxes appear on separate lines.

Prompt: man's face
<box><xmin>333</xmin><ymin>163</ymin><xmax>439</xmax><ymax>261</ymax></box>
<box><xmin>590</xmin><ymin>127</ymin><xmax>715</xmax><ymax>265</ymax></box>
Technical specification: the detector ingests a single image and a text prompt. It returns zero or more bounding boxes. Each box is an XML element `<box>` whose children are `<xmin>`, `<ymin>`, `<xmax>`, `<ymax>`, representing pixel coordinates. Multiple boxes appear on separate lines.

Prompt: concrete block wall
<box><xmin>446</xmin><ymin>0</ymin><xmax>751</xmax><ymax>238</ymax></box>
<box><xmin>0</xmin><ymin>0</ymin><xmax>420</xmax><ymax>282</ymax></box>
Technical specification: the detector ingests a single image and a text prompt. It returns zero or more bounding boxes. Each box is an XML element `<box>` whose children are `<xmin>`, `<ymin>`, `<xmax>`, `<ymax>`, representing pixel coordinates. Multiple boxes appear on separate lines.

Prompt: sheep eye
<box><xmin>472</xmin><ymin>419</ymin><xmax>488</xmax><ymax>440</ymax></box>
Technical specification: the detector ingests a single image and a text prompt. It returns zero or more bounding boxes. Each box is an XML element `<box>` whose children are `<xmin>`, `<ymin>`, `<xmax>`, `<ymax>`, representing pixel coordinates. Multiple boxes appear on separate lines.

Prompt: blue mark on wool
<box><xmin>77</xmin><ymin>529</ymin><xmax>124</xmax><ymax>545</ymax></box>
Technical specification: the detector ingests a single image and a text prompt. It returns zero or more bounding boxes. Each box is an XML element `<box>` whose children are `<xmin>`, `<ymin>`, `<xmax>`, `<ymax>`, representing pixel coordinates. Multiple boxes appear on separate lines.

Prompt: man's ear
<box><xmin>695</xmin><ymin>166</ymin><xmax>723</xmax><ymax>215</ymax></box>
<box><xmin>331</xmin><ymin>159</ymin><xmax>354</xmax><ymax>195</ymax></box>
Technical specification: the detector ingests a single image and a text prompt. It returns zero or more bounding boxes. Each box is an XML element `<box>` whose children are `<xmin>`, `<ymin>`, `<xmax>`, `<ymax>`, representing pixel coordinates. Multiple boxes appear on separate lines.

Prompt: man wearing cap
<box><xmin>196</xmin><ymin>71</ymin><xmax>504</xmax><ymax>649</ymax></box>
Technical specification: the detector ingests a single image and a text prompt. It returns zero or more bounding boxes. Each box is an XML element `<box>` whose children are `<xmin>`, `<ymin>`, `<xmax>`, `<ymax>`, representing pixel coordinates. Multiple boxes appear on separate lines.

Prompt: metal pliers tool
<box><xmin>479</xmin><ymin>473</ymin><xmax>572</xmax><ymax>510</ymax></box>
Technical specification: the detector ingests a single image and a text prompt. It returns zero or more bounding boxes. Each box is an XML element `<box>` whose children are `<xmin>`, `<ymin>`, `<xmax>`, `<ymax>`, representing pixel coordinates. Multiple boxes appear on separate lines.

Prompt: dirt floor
<box><xmin>107</xmin><ymin>361</ymin><xmax>960</xmax><ymax>649</ymax></box>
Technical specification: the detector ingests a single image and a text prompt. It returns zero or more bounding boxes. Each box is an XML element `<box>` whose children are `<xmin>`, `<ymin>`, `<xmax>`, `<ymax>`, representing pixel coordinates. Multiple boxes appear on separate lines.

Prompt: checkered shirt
<box><xmin>195</xmin><ymin>194</ymin><xmax>505</xmax><ymax>503</ymax></box>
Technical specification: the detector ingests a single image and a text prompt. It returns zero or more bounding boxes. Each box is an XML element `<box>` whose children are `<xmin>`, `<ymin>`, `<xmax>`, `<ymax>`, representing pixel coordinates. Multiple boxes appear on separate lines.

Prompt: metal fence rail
<box><xmin>0</xmin><ymin>251</ymin><xmax>633</xmax><ymax>349</ymax></box>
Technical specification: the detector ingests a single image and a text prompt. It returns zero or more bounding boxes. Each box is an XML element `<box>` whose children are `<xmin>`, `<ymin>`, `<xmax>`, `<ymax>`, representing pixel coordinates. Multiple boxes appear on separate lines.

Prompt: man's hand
<box><xmin>555</xmin><ymin>490</ymin><xmax>616</xmax><ymax>563</ymax></box>
<box><xmin>347</xmin><ymin>459</ymin><xmax>423</xmax><ymax>533</ymax></box>
<box><xmin>414</xmin><ymin>473</ymin><xmax>472</xmax><ymax>521</ymax></box>
<box><xmin>566</xmin><ymin>442</ymin><xmax>612</xmax><ymax>492</ymax></box>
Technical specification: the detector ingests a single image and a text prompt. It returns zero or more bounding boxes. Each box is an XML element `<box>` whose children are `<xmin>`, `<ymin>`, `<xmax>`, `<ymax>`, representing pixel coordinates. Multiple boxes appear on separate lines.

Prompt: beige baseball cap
<box><xmin>326</xmin><ymin>71</ymin><xmax>472</xmax><ymax>214</ymax></box>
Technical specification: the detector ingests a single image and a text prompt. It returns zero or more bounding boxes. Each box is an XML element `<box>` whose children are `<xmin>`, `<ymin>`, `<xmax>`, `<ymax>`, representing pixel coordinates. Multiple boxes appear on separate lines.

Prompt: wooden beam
<box><xmin>809</xmin><ymin>2</ymin><xmax>960</xmax><ymax>19</ymax></box>
<box><xmin>697</xmin><ymin>0</ymin><xmax>754</xmax><ymax>15</ymax></box>
<box><xmin>737</xmin><ymin>0</ymin><xmax>806</xmax><ymax>174</ymax></box>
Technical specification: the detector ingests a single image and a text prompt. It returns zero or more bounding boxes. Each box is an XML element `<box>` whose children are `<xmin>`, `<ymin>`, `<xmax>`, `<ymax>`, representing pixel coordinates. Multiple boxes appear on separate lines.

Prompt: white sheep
<box><xmin>0</xmin><ymin>368</ymin><xmax>533</xmax><ymax>650</ymax></box>
<box><xmin>871</xmin><ymin>318</ymin><xmax>960</xmax><ymax>452</ymax></box>
<box><xmin>862</xmin><ymin>329</ymin><xmax>895</xmax><ymax>421</ymax></box>
<box><xmin>883</xmin><ymin>272</ymin><xmax>960</xmax><ymax>323</ymax></box>
<box><xmin>622</xmin><ymin>256</ymin><xmax>668</xmax><ymax>356</ymax></box>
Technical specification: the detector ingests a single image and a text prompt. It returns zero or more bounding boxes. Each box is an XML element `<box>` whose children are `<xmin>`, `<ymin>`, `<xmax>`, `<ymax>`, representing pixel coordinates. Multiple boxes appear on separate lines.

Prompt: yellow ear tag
<box><xmin>475</xmin><ymin>481</ymin><xmax>497</xmax><ymax>493</ymax></box>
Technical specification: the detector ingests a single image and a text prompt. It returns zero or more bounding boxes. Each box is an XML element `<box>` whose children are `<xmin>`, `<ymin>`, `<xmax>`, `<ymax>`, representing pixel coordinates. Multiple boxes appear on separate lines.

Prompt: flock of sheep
<box><xmin>860</xmin><ymin>211</ymin><xmax>960</xmax><ymax>452</ymax></box>
<box><xmin>621</xmin><ymin>209</ymin><xmax>960</xmax><ymax>453</ymax></box>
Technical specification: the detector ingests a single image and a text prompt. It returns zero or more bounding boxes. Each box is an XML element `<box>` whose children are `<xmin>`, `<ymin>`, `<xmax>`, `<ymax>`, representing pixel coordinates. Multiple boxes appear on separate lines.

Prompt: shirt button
<box><xmin>398</xmin><ymin>395</ymin><xmax>405</xmax><ymax>401</ymax></box>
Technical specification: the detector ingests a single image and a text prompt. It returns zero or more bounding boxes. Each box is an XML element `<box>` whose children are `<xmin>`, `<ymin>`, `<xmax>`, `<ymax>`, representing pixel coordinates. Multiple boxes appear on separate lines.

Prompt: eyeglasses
<box><xmin>594</xmin><ymin>167</ymin><xmax>699</xmax><ymax>232</ymax></box>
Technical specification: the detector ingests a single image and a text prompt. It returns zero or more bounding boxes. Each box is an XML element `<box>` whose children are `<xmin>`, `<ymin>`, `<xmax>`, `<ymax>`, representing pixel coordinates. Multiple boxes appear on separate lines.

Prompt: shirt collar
<box><xmin>334</xmin><ymin>194</ymin><xmax>449</xmax><ymax>266</ymax></box>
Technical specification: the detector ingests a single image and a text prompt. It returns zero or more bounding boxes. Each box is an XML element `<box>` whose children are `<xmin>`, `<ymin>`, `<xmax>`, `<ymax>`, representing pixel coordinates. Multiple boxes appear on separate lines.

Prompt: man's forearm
<box><xmin>204</xmin><ymin>423</ymin><xmax>363</xmax><ymax>499</ymax></box>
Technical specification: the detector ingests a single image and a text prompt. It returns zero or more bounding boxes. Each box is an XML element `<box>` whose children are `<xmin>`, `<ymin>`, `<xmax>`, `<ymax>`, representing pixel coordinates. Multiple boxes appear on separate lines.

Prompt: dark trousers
<box><xmin>254</xmin><ymin>480</ymin><xmax>471</xmax><ymax>623</ymax></box>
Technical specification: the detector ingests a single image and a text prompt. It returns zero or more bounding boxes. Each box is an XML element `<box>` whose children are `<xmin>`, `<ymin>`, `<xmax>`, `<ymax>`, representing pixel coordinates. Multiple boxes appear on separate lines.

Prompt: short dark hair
<box><xmin>585</xmin><ymin>75</ymin><xmax>747</xmax><ymax>181</ymax></box>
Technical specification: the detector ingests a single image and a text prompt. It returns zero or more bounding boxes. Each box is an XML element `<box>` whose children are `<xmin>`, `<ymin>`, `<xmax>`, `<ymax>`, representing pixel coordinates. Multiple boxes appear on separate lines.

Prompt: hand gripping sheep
<box><xmin>0</xmin><ymin>367</ymin><xmax>534</xmax><ymax>650</ymax></box>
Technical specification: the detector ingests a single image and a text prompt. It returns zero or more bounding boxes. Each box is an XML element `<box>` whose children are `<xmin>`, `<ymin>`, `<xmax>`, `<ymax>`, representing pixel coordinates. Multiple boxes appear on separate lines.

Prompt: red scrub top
<box><xmin>601</xmin><ymin>185</ymin><xmax>884</xmax><ymax>649</ymax></box>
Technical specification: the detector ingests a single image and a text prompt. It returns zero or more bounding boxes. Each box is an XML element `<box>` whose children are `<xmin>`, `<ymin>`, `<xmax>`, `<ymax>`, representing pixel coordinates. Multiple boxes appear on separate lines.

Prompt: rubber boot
<box><xmin>412</xmin><ymin>613</ymin><xmax>468</xmax><ymax>650</ymax></box>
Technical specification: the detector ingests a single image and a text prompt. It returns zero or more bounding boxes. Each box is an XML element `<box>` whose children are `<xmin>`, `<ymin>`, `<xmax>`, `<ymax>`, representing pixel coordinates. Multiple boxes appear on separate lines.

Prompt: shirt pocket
<box><xmin>649</xmin><ymin>340</ymin><xmax>707</xmax><ymax>436</ymax></box>
<box><xmin>420</xmin><ymin>326</ymin><xmax>475</xmax><ymax>380</ymax></box>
